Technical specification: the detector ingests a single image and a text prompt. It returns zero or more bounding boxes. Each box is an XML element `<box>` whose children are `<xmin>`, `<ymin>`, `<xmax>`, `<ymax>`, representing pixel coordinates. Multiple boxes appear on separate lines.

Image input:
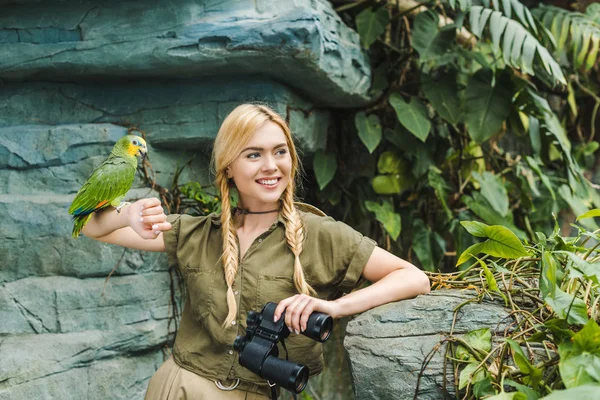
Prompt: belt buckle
<box><xmin>214</xmin><ymin>378</ymin><xmax>240</xmax><ymax>391</ymax></box>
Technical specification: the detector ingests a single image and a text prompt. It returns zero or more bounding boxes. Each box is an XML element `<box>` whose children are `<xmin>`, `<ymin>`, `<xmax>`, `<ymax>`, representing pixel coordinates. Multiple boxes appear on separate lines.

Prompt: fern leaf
<box><xmin>470</xmin><ymin>6</ymin><xmax>566</xmax><ymax>85</ymax></box>
<box><xmin>533</xmin><ymin>5</ymin><xmax>600</xmax><ymax>72</ymax></box>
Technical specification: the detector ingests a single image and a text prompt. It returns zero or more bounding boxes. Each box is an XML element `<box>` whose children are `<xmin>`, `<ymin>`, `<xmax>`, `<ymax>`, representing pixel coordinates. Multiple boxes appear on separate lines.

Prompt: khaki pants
<box><xmin>144</xmin><ymin>357</ymin><xmax>270</xmax><ymax>400</ymax></box>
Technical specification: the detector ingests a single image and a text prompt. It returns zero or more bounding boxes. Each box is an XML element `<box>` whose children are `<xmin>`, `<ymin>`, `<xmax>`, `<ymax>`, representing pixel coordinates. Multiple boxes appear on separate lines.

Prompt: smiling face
<box><xmin>228</xmin><ymin>121</ymin><xmax>292</xmax><ymax>211</ymax></box>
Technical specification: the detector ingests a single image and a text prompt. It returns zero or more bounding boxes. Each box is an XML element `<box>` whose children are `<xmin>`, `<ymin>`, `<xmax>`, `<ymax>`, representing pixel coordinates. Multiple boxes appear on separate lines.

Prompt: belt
<box><xmin>214</xmin><ymin>378</ymin><xmax>276</xmax><ymax>398</ymax></box>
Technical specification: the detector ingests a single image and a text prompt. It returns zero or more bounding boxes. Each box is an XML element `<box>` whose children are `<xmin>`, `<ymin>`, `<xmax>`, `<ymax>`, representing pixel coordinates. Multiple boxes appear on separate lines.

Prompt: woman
<box><xmin>81</xmin><ymin>104</ymin><xmax>430</xmax><ymax>399</ymax></box>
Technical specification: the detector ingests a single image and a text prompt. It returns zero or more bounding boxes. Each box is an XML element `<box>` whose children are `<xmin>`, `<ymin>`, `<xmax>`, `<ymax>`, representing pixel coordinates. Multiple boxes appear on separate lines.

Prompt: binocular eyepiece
<box><xmin>233</xmin><ymin>302</ymin><xmax>333</xmax><ymax>394</ymax></box>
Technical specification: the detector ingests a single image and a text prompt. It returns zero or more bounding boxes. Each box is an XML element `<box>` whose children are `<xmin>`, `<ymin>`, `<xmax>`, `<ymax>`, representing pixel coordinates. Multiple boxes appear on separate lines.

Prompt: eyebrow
<box><xmin>241</xmin><ymin>143</ymin><xmax>288</xmax><ymax>152</ymax></box>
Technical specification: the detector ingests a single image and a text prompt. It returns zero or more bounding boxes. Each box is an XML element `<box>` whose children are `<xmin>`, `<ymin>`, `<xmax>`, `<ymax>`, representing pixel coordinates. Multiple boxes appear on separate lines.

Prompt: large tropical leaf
<box><xmin>355</xmin><ymin>7</ymin><xmax>390</xmax><ymax>48</ymax></box>
<box><xmin>411</xmin><ymin>10</ymin><xmax>456</xmax><ymax>63</ymax></box>
<box><xmin>389</xmin><ymin>94</ymin><xmax>431</xmax><ymax>142</ymax></box>
<box><xmin>533</xmin><ymin>5</ymin><xmax>600</xmax><ymax>72</ymax></box>
<box><xmin>464</xmin><ymin>68</ymin><xmax>513</xmax><ymax>143</ymax></box>
<box><xmin>355</xmin><ymin>112</ymin><xmax>382</xmax><ymax>154</ymax></box>
<box><xmin>313</xmin><ymin>150</ymin><xmax>337</xmax><ymax>190</ymax></box>
<box><xmin>469</xmin><ymin>6</ymin><xmax>566</xmax><ymax>84</ymax></box>
<box><xmin>421</xmin><ymin>69</ymin><xmax>462</xmax><ymax>125</ymax></box>
<box><xmin>456</xmin><ymin>221</ymin><xmax>529</xmax><ymax>265</ymax></box>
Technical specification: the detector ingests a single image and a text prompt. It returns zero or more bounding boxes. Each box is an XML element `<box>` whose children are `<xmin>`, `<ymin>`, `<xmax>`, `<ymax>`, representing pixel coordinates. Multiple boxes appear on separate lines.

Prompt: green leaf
<box><xmin>485</xmin><ymin>391</ymin><xmax>527</xmax><ymax>400</ymax></box>
<box><xmin>355</xmin><ymin>112</ymin><xmax>382</xmax><ymax>154</ymax></box>
<box><xmin>422</xmin><ymin>69</ymin><xmax>462</xmax><ymax>124</ymax></box>
<box><xmin>525</xmin><ymin>156</ymin><xmax>556</xmax><ymax>200</ymax></box>
<box><xmin>459</xmin><ymin>221</ymin><xmax>530</xmax><ymax>258</ymax></box>
<box><xmin>544</xmin><ymin>286</ymin><xmax>589</xmax><ymax>325</ymax></box>
<box><xmin>541</xmin><ymin>384</ymin><xmax>600</xmax><ymax>400</ymax></box>
<box><xmin>561</xmin><ymin>252</ymin><xmax>600</xmax><ymax>284</ymax></box>
<box><xmin>577</xmin><ymin>209</ymin><xmax>600</xmax><ymax>221</ymax></box>
<box><xmin>465</xmin><ymin>69</ymin><xmax>513</xmax><ymax>143</ymax></box>
<box><xmin>558</xmin><ymin>320</ymin><xmax>600</xmax><ymax>388</ymax></box>
<box><xmin>465</xmin><ymin>327</ymin><xmax>493</xmax><ymax>353</ymax></box>
<box><xmin>372</xmin><ymin>175</ymin><xmax>402</xmax><ymax>195</ymax></box>
<box><xmin>364</xmin><ymin>200</ymin><xmax>401</xmax><ymax>241</ymax></box>
<box><xmin>377</xmin><ymin>151</ymin><xmax>403</xmax><ymax>174</ymax></box>
<box><xmin>505</xmin><ymin>380</ymin><xmax>541</xmax><ymax>400</ymax></box>
<box><xmin>355</xmin><ymin>7</ymin><xmax>389</xmax><ymax>48</ymax></box>
<box><xmin>412</xmin><ymin>10</ymin><xmax>456</xmax><ymax>62</ymax></box>
<box><xmin>412</xmin><ymin>219</ymin><xmax>445</xmax><ymax>272</ymax></box>
<box><xmin>472</xmin><ymin>171</ymin><xmax>509</xmax><ymax>217</ymax></box>
<box><xmin>506</xmin><ymin>339</ymin><xmax>543</xmax><ymax>387</ymax></box>
<box><xmin>459</xmin><ymin>362</ymin><xmax>487</xmax><ymax>390</ymax></box>
<box><xmin>313</xmin><ymin>150</ymin><xmax>337</xmax><ymax>190</ymax></box>
<box><xmin>457</xmin><ymin>242</ymin><xmax>485</xmax><ymax>266</ymax></box>
<box><xmin>389</xmin><ymin>94</ymin><xmax>431</xmax><ymax>142</ymax></box>
<box><xmin>559</xmin><ymin>185</ymin><xmax>599</xmax><ymax>231</ymax></box>
<box><xmin>462</xmin><ymin>193</ymin><xmax>526</xmax><ymax>239</ymax></box>
<box><xmin>428</xmin><ymin>166</ymin><xmax>453</xmax><ymax>220</ymax></box>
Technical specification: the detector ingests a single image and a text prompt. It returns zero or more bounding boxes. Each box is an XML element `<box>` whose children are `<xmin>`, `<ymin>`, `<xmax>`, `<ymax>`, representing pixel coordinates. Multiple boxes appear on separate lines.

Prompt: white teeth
<box><xmin>258</xmin><ymin>179</ymin><xmax>278</xmax><ymax>185</ymax></box>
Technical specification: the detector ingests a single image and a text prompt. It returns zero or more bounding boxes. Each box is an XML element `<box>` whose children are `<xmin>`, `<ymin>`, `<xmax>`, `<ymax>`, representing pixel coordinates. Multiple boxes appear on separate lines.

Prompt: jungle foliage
<box><xmin>311</xmin><ymin>0</ymin><xmax>600</xmax><ymax>398</ymax></box>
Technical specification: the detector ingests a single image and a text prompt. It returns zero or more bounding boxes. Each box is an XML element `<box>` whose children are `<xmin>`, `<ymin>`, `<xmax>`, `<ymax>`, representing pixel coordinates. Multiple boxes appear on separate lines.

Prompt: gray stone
<box><xmin>0</xmin><ymin>79</ymin><xmax>330</xmax><ymax>153</ymax></box>
<box><xmin>344</xmin><ymin>290</ymin><xmax>515</xmax><ymax>400</ymax></box>
<box><xmin>0</xmin><ymin>0</ymin><xmax>370</xmax><ymax>107</ymax></box>
<box><xmin>0</xmin><ymin>320</ymin><xmax>169</xmax><ymax>387</ymax></box>
<box><xmin>1</xmin><ymin>272</ymin><xmax>173</xmax><ymax>334</ymax></box>
<box><xmin>0</xmin><ymin>352</ymin><xmax>165</xmax><ymax>400</ymax></box>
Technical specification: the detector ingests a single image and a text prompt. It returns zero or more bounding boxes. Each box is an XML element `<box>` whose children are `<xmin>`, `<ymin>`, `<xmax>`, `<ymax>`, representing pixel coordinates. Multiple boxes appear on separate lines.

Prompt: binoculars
<box><xmin>233</xmin><ymin>302</ymin><xmax>333</xmax><ymax>394</ymax></box>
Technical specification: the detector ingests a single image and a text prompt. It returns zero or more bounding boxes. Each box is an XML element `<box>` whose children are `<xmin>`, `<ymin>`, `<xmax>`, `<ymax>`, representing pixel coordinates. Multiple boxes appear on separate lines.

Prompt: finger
<box><xmin>140</xmin><ymin>214</ymin><xmax>167</xmax><ymax>225</ymax></box>
<box><xmin>285</xmin><ymin>295</ymin><xmax>310</xmax><ymax>333</ymax></box>
<box><xmin>143</xmin><ymin>198</ymin><xmax>161</xmax><ymax>208</ymax></box>
<box><xmin>274</xmin><ymin>295</ymin><xmax>298</xmax><ymax>323</ymax></box>
<box><xmin>300</xmin><ymin>302</ymin><xmax>317</xmax><ymax>332</ymax></box>
<box><xmin>151</xmin><ymin>222</ymin><xmax>172</xmax><ymax>233</ymax></box>
<box><xmin>290</xmin><ymin>296</ymin><xmax>312</xmax><ymax>333</ymax></box>
<box><xmin>140</xmin><ymin>206</ymin><xmax>164</xmax><ymax>216</ymax></box>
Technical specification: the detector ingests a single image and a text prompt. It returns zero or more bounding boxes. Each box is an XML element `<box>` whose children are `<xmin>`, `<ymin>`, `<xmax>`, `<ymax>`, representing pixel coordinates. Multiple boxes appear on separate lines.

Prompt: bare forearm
<box><xmin>333</xmin><ymin>268</ymin><xmax>430</xmax><ymax>319</ymax></box>
<box><xmin>81</xmin><ymin>205</ymin><xmax>131</xmax><ymax>238</ymax></box>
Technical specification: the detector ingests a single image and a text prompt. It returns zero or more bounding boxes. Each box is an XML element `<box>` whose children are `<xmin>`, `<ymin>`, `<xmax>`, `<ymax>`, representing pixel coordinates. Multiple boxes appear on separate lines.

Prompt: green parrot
<box><xmin>69</xmin><ymin>135</ymin><xmax>148</xmax><ymax>238</ymax></box>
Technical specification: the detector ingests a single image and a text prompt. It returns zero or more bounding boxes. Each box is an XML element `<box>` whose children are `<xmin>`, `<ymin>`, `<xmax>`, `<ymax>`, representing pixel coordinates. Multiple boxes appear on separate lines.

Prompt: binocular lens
<box><xmin>262</xmin><ymin>356</ymin><xmax>309</xmax><ymax>394</ymax></box>
<box><xmin>304</xmin><ymin>313</ymin><xmax>333</xmax><ymax>342</ymax></box>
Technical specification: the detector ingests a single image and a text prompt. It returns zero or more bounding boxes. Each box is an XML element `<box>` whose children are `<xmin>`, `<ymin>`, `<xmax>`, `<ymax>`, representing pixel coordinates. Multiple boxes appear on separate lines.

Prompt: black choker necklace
<box><xmin>233</xmin><ymin>207</ymin><xmax>279</xmax><ymax>216</ymax></box>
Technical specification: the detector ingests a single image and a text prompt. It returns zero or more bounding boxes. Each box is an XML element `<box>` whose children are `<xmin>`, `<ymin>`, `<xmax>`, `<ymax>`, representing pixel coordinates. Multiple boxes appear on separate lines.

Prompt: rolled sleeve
<box><xmin>302</xmin><ymin>213</ymin><xmax>377</xmax><ymax>296</ymax></box>
<box><xmin>338</xmin><ymin>235</ymin><xmax>377</xmax><ymax>294</ymax></box>
<box><xmin>164</xmin><ymin>214</ymin><xmax>182</xmax><ymax>269</ymax></box>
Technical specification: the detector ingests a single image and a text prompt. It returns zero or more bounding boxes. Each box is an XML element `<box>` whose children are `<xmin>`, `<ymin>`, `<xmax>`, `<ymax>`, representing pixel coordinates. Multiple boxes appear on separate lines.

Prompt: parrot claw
<box><xmin>115</xmin><ymin>202</ymin><xmax>131</xmax><ymax>213</ymax></box>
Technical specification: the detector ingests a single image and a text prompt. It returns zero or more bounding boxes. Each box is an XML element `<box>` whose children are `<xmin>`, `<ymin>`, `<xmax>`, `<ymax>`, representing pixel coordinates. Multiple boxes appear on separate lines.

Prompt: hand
<box><xmin>128</xmin><ymin>197</ymin><xmax>171</xmax><ymax>239</ymax></box>
<box><xmin>273</xmin><ymin>294</ymin><xmax>341</xmax><ymax>334</ymax></box>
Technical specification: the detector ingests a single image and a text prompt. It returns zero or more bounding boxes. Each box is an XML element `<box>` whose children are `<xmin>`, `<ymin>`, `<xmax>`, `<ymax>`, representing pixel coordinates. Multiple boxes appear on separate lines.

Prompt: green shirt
<box><xmin>163</xmin><ymin>206</ymin><xmax>377</xmax><ymax>389</ymax></box>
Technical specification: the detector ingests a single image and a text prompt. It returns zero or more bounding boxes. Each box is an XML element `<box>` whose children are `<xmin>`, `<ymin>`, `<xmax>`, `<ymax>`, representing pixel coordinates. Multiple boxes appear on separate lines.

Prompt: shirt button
<box><xmin>258</xmin><ymin>238</ymin><xmax>263</xmax><ymax>243</ymax></box>
<box><xmin>234</xmin><ymin>290</ymin><xmax>239</xmax><ymax>295</ymax></box>
<box><xmin>228</xmin><ymin>350</ymin><xmax>233</xmax><ymax>355</ymax></box>
<box><xmin>231</xmin><ymin>321</ymin><xmax>236</xmax><ymax>326</ymax></box>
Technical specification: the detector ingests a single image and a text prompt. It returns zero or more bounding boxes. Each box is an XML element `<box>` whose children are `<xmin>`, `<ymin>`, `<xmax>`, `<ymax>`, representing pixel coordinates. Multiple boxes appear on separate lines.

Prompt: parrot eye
<box><xmin>132</xmin><ymin>139</ymin><xmax>139</xmax><ymax>146</ymax></box>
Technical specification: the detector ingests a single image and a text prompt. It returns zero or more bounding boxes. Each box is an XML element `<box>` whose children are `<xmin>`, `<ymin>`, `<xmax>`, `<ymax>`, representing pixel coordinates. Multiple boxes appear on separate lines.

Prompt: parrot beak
<box><xmin>137</xmin><ymin>147</ymin><xmax>148</xmax><ymax>158</ymax></box>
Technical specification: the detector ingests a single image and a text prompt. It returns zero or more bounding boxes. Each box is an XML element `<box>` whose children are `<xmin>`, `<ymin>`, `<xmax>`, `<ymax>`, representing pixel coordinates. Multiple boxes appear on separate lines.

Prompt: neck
<box><xmin>233</xmin><ymin>203</ymin><xmax>280</xmax><ymax>231</ymax></box>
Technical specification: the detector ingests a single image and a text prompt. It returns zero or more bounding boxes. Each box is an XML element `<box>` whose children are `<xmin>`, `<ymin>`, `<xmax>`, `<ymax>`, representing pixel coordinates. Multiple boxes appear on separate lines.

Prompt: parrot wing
<box><xmin>69</xmin><ymin>156</ymin><xmax>136</xmax><ymax>217</ymax></box>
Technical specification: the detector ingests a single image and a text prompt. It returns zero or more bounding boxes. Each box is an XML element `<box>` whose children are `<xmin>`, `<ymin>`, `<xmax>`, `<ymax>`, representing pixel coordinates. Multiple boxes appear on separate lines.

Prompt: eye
<box><xmin>247</xmin><ymin>152</ymin><xmax>260</xmax><ymax>159</ymax></box>
<box><xmin>132</xmin><ymin>139</ymin><xmax>139</xmax><ymax>146</ymax></box>
<box><xmin>276</xmin><ymin>148</ymin><xmax>288</xmax><ymax>156</ymax></box>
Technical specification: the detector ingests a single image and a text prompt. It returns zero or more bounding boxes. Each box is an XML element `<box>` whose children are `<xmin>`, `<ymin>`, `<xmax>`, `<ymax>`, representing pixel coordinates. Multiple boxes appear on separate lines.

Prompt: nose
<box><xmin>261</xmin><ymin>154</ymin><xmax>277</xmax><ymax>172</ymax></box>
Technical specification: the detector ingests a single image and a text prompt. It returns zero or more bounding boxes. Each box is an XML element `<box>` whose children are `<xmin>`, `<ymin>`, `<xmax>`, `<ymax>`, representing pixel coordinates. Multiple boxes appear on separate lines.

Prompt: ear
<box><xmin>226</xmin><ymin>167</ymin><xmax>232</xmax><ymax>179</ymax></box>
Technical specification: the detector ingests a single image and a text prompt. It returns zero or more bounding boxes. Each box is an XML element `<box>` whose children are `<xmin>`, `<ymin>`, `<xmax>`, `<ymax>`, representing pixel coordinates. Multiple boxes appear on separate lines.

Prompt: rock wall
<box><xmin>0</xmin><ymin>1</ymin><xmax>369</xmax><ymax>399</ymax></box>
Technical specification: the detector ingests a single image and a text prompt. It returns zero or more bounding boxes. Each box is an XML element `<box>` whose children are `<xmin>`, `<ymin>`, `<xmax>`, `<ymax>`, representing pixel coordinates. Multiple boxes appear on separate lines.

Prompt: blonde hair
<box><xmin>211</xmin><ymin>104</ymin><xmax>316</xmax><ymax>328</ymax></box>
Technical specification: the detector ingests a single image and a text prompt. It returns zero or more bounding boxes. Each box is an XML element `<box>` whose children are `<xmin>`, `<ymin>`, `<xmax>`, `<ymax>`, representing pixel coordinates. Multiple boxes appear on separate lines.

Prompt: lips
<box><xmin>256</xmin><ymin>178</ymin><xmax>280</xmax><ymax>187</ymax></box>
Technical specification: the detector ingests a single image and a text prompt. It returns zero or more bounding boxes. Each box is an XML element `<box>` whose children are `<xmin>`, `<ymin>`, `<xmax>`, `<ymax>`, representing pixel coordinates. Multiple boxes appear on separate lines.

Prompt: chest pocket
<box><xmin>256</xmin><ymin>274</ymin><xmax>297</xmax><ymax>311</ymax></box>
<box><xmin>183</xmin><ymin>269</ymin><xmax>216</xmax><ymax>322</ymax></box>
